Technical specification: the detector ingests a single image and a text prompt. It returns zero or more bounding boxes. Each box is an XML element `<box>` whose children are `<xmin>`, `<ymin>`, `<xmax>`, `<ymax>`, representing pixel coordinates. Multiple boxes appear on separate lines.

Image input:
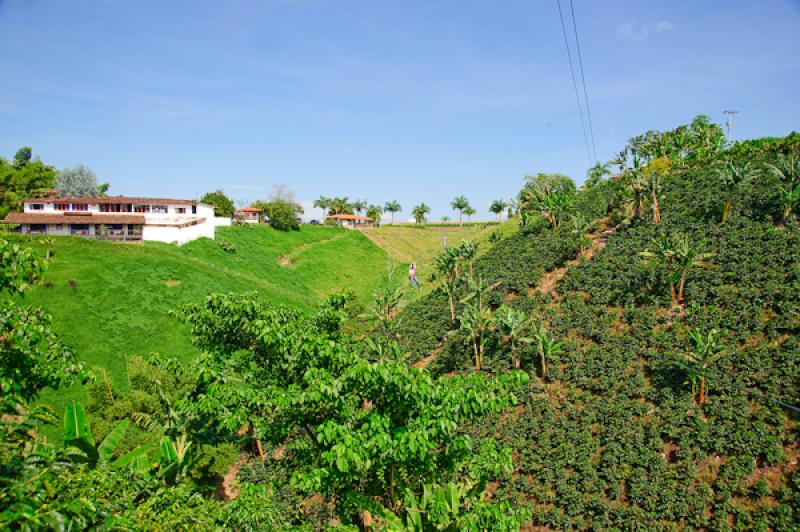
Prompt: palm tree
<box><xmin>328</xmin><ymin>197</ymin><xmax>353</xmax><ymax>215</ymax></box>
<box><xmin>352</xmin><ymin>199</ymin><xmax>367</xmax><ymax>216</ymax></box>
<box><xmin>464</xmin><ymin>206</ymin><xmax>476</xmax><ymax>222</ymax></box>
<box><xmin>494</xmin><ymin>305</ymin><xmax>532</xmax><ymax>369</ymax></box>
<box><xmin>411</xmin><ymin>203</ymin><xmax>431</xmax><ymax>224</ymax></box>
<box><xmin>532</xmin><ymin>322</ymin><xmax>563</xmax><ymax>381</ymax></box>
<box><xmin>489</xmin><ymin>199</ymin><xmax>505</xmax><ymax>221</ymax></box>
<box><xmin>717</xmin><ymin>159</ymin><xmax>755</xmax><ymax>224</ymax></box>
<box><xmin>384</xmin><ymin>201</ymin><xmax>402</xmax><ymax>224</ymax></box>
<box><xmin>366</xmin><ymin>204</ymin><xmax>383</xmax><ymax>225</ymax></box>
<box><xmin>313</xmin><ymin>196</ymin><xmax>331</xmax><ymax>217</ymax></box>
<box><xmin>683</xmin><ymin>329</ymin><xmax>727</xmax><ymax>405</ymax></box>
<box><xmin>765</xmin><ymin>154</ymin><xmax>800</xmax><ymax>224</ymax></box>
<box><xmin>585</xmin><ymin>162</ymin><xmax>610</xmax><ymax>189</ymax></box>
<box><xmin>450</xmin><ymin>196</ymin><xmax>470</xmax><ymax>225</ymax></box>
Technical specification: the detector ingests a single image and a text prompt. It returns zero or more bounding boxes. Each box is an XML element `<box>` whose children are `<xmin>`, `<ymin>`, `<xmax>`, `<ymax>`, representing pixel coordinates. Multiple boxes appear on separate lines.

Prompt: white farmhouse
<box><xmin>2</xmin><ymin>195</ymin><xmax>231</xmax><ymax>245</ymax></box>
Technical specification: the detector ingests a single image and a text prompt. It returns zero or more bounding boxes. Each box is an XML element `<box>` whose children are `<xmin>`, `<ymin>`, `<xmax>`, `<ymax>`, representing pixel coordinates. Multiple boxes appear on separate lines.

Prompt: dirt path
<box><xmin>532</xmin><ymin>227</ymin><xmax>614</xmax><ymax>299</ymax></box>
<box><xmin>217</xmin><ymin>456</ymin><xmax>248</xmax><ymax>500</ymax></box>
<box><xmin>279</xmin><ymin>232</ymin><xmax>348</xmax><ymax>267</ymax></box>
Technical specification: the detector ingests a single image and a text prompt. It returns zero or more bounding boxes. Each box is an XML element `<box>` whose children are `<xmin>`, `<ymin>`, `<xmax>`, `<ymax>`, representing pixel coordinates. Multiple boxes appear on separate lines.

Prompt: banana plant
<box><xmin>682</xmin><ymin>328</ymin><xmax>728</xmax><ymax>405</ymax></box>
<box><xmin>766</xmin><ymin>154</ymin><xmax>800</xmax><ymax>224</ymax></box>
<box><xmin>532</xmin><ymin>322</ymin><xmax>563</xmax><ymax>381</ymax></box>
<box><xmin>494</xmin><ymin>305</ymin><xmax>532</xmax><ymax>369</ymax></box>
<box><xmin>717</xmin><ymin>159</ymin><xmax>755</xmax><ymax>223</ymax></box>
<box><xmin>63</xmin><ymin>401</ymin><xmax>130</xmax><ymax>467</ymax></box>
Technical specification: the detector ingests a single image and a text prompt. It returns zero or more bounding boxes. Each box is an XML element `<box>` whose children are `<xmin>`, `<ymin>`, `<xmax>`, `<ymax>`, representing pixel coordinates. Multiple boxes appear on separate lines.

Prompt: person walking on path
<box><xmin>409</xmin><ymin>262</ymin><xmax>421</xmax><ymax>290</ymax></box>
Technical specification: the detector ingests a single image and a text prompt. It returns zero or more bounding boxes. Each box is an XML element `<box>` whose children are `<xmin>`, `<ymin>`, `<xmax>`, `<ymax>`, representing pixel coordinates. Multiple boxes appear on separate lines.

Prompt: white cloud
<box><xmin>617</xmin><ymin>20</ymin><xmax>674</xmax><ymax>42</ymax></box>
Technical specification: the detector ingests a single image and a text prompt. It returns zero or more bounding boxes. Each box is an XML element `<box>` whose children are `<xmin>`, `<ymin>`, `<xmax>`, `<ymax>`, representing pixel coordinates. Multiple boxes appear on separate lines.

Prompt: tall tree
<box><xmin>489</xmin><ymin>200</ymin><xmax>505</xmax><ymax>221</ymax></box>
<box><xmin>55</xmin><ymin>165</ymin><xmax>100</xmax><ymax>197</ymax></box>
<box><xmin>313</xmin><ymin>196</ymin><xmax>332</xmax><ymax>217</ymax></box>
<box><xmin>384</xmin><ymin>200</ymin><xmax>402</xmax><ymax>224</ymax></box>
<box><xmin>585</xmin><ymin>161</ymin><xmax>610</xmax><ymax>188</ymax></box>
<box><xmin>451</xmin><ymin>196</ymin><xmax>470</xmax><ymax>225</ymax></box>
<box><xmin>12</xmin><ymin>147</ymin><xmax>32</xmax><ymax>170</ymax></box>
<box><xmin>199</xmin><ymin>189</ymin><xmax>235</xmax><ymax>217</ymax></box>
<box><xmin>464</xmin><ymin>206</ymin><xmax>476</xmax><ymax>222</ymax></box>
<box><xmin>0</xmin><ymin>148</ymin><xmax>57</xmax><ymax>218</ymax></box>
<box><xmin>411</xmin><ymin>203</ymin><xmax>431</xmax><ymax>224</ymax></box>
<box><xmin>328</xmin><ymin>197</ymin><xmax>353</xmax><ymax>216</ymax></box>
<box><xmin>351</xmin><ymin>199</ymin><xmax>367</xmax><ymax>215</ymax></box>
<box><xmin>366</xmin><ymin>204</ymin><xmax>383</xmax><ymax>225</ymax></box>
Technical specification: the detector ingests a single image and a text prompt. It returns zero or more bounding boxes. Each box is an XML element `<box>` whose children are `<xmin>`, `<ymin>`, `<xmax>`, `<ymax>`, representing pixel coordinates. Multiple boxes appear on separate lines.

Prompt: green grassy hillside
<box><xmin>360</xmin><ymin>222</ymin><xmax>516</xmax><ymax>295</ymax></box>
<box><xmin>5</xmin><ymin>224</ymin><xmax>392</xmax><ymax>413</ymax></box>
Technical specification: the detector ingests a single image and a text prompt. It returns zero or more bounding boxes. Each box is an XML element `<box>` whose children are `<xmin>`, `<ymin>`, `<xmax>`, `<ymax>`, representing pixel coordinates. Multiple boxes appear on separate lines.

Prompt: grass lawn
<box><xmin>360</xmin><ymin>221</ymin><xmax>517</xmax><ymax>295</ymax></box>
<box><xmin>4</xmin><ymin>224</ymin><xmax>392</xmax><ymax>430</ymax></box>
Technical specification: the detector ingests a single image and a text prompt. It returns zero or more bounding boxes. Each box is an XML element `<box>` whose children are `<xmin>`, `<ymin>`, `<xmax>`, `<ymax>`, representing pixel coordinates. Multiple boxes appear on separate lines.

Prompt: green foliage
<box><xmin>411</xmin><ymin>203</ymin><xmax>431</xmax><ymax>224</ymax></box>
<box><xmin>199</xmin><ymin>188</ymin><xmax>235</xmax><ymax>217</ymax></box>
<box><xmin>55</xmin><ymin>164</ymin><xmax>100</xmax><ymax>197</ymax></box>
<box><xmin>0</xmin><ymin>147</ymin><xmax>57</xmax><ymax>218</ymax></box>
<box><xmin>176</xmin><ymin>291</ymin><xmax>528</xmax><ymax>526</ymax></box>
<box><xmin>263</xmin><ymin>197</ymin><xmax>303</xmax><ymax>230</ymax></box>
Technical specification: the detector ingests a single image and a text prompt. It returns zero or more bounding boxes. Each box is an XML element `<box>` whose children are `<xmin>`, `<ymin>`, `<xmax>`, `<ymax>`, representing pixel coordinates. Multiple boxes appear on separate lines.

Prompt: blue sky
<box><xmin>1</xmin><ymin>0</ymin><xmax>798</xmax><ymax>221</ymax></box>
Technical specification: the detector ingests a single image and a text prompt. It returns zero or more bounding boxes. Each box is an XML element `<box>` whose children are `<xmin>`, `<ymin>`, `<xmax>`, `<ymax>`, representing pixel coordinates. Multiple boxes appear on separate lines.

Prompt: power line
<box><xmin>568</xmin><ymin>0</ymin><xmax>598</xmax><ymax>162</ymax></box>
<box><xmin>555</xmin><ymin>0</ymin><xmax>592</xmax><ymax>166</ymax></box>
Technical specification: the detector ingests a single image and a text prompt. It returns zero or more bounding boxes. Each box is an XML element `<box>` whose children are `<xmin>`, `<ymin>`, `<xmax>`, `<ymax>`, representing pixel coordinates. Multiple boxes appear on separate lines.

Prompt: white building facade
<box><xmin>3</xmin><ymin>196</ymin><xmax>231</xmax><ymax>245</ymax></box>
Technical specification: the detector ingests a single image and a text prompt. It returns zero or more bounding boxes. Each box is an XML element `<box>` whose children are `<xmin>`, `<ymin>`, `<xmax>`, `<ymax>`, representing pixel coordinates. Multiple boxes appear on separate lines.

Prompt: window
<box><xmin>176</xmin><ymin>207</ymin><xmax>186</xmax><ymax>214</ymax></box>
<box><xmin>71</xmin><ymin>204</ymin><xmax>88</xmax><ymax>211</ymax></box>
<box><xmin>134</xmin><ymin>205</ymin><xmax>151</xmax><ymax>213</ymax></box>
<box><xmin>55</xmin><ymin>203</ymin><xmax>69</xmax><ymax>210</ymax></box>
<box><xmin>152</xmin><ymin>205</ymin><xmax>168</xmax><ymax>214</ymax></box>
<box><xmin>30</xmin><ymin>203</ymin><xmax>44</xmax><ymax>210</ymax></box>
<box><xmin>29</xmin><ymin>224</ymin><xmax>46</xmax><ymax>233</ymax></box>
<box><xmin>191</xmin><ymin>205</ymin><xmax>197</xmax><ymax>214</ymax></box>
<box><xmin>100</xmin><ymin>203</ymin><xmax>132</xmax><ymax>212</ymax></box>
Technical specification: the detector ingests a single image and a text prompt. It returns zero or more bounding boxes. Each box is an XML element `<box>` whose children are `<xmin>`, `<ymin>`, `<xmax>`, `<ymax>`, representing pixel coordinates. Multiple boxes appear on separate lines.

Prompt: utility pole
<box><xmin>723</xmin><ymin>110</ymin><xmax>739</xmax><ymax>140</ymax></box>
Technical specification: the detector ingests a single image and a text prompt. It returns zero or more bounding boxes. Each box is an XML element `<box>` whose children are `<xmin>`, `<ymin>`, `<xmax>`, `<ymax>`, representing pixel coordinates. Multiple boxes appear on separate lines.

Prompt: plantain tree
<box><xmin>682</xmin><ymin>329</ymin><xmax>727</xmax><ymax>405</ymax></box>
<box><xmin>532</xmin><ymin>322</ymin><xmax>563</xmax><ymax>381</ymax></box>
<box><xmin>641</xmin><ymin>233</ymin><xmax>714</xmax><ymax>307</ymax></box>
<box><xmin>765</xmin><ymin>154</ymin><xmax>800</xmax><ymax>224</ymax></box>
<box><xmin>717</xmin><ymin>159</ymin><xmax>756</xmax><ymax>223</ymax></box>
<box><xmin>458</xmin><ymin>275</ymin><xmax>494</xmax><ymax>371</ymax></box>
<box><xmin>489</xmin><ymin>199</ymin><xmax>506</xmax><ymax>221</ymax></box>
<box><xmin>494</xmin><ymin>305</ymin><xmax>532</xmax><ymax>369</ymax></box>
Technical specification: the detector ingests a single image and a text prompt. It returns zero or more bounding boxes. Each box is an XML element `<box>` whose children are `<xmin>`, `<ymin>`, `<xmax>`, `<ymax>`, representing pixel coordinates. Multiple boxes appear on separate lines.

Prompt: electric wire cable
<box><xmin>555</xmin><ymin>0</ymin><xmax>592</xmax><ymax>166</ymax></box>
<box><xmin>568</xmin><ymin>0</ymin><xmax>598</xmax><ymax>162</ymax></box>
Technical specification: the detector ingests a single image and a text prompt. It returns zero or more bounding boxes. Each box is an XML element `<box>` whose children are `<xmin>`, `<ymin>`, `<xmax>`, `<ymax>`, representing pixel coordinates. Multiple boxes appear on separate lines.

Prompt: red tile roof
<box><xmin>22</xmin><ymin>196</ymin><xmax>199</xmax><ymax>205</ymax></box>
<box><xmin>325</xmin><ymin>214</ymin><xmax>373</xmax><ymax>221</ymax></box>
<box><xmin>2</xmin><ymin>212</ymin><xmax>146</xmax><ymax>225</ymax></box>
<box><xmin>237</xmin><ymin>207</ymin><xmax>262</xmax><ymax>213</ymax></box>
